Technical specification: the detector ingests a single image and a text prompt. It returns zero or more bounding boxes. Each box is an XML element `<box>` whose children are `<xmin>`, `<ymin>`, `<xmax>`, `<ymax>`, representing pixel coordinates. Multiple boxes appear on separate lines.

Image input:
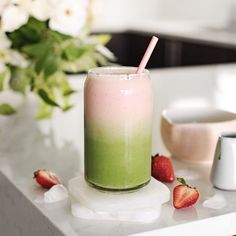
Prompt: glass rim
<box><xmin>88</xmin><ymin>66</ymin><xmax>149</xmax><ymax>79</ymax></box>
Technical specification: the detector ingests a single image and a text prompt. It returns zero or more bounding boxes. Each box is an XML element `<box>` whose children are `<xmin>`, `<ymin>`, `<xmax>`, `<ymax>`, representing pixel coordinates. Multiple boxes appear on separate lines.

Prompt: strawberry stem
<box><xmin>177</xmin><ymin>177</ymin><xmax>186</xmax><ymax>185</ymax></box>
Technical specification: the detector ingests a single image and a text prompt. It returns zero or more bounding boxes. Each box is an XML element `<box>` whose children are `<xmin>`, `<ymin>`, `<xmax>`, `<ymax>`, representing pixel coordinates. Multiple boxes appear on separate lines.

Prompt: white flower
<box><xmin>1</xmin><ymin>0</ymin><xmax>54</xmax><ymax>32</ymax></box>
<box><xmin>5</xmin><ymin>50</ymin><xmax>28</xmax><ymax>68</ymax></box>
<box><xmin>1</xmin><ymin>0</ymin><xmax>31</xmax><ymax>32</ymax></box>
<box><xmin>0</xmin><ymin>31</ymin><xmax>11</xmax><ymax>51</ymax></box>
<box><xmin>0</xmin><ymin>31</ymin><xmax>28</xmax><ymax>68</ymax></box>
<box><xmin>1</xmin><ymin>0</ymin><xmax>89</xmax><ymax>36</ymax></box>
<box><xmin>49</xmin><ymin>0</ymin><xmax>88</xmax><ymax>37</ymax></box>
<box><xmin>0</xmin><ymin>31</ymin><xmax>11</xmax><ymax>71</ymax></box>
<box><xmin>0</xmin><ymin>62</ymin><xmax>6</xmax><ymax>73</ymax></box>
<box><xmin>96</xmin><ymin>45</ymin><xmax>116</xmax><ymax>61</ymax></box>
<box><xmin>0</xmin><ymin>0</ymin><xmax>11</xmax><ymax>15</ymax></box>
<box><xmin>30</xmin><ymin>0</ymin><xmax>52</xmax><ymax>21</ymax></box>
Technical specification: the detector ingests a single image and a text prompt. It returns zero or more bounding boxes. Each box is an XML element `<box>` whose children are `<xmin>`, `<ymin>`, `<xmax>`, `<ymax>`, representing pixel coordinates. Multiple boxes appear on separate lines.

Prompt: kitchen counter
<box><xmin>1</xmin><ymin>64</ymin><xmax>236</xmax><ymax>235</ymax></box>
<box><xmin>93</xmin><ymin>20</ymin><xmax>236</xmax><ymax>49</ymax></box>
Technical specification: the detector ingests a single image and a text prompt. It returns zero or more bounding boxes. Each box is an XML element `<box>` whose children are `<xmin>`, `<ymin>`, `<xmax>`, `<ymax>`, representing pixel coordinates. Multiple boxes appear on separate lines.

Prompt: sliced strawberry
<box><xmin>151</xmin><ymin>154</ymin><xmax>175</xmax><ymax>182</ymax></box>
<box><xmin>173</xmin><ymin>178</ymin><xmax>199</xmax><ymax>209</ymax></box>
<box><xmin>34</xmin><ymin>169</ymin><xmax>61</xmax><ymax>189</ymax></box>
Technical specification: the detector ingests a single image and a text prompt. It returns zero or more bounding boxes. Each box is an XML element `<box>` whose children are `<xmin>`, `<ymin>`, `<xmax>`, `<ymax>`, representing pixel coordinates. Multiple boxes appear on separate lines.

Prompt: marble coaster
<box><xmin>68</xmin><ymin>176</ymin><xmax>170</xmax><ymax>223</ymax></box>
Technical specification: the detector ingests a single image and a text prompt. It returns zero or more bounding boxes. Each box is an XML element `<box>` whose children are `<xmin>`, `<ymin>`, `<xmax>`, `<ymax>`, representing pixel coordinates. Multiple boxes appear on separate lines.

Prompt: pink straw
<box><xmin>136</xmin><ymin>36</ymin><xmax>159</xmax><ymax>74</ymax></box>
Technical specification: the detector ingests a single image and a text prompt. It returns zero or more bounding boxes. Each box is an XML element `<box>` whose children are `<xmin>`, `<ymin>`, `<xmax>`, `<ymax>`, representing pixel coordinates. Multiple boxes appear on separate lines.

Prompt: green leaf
<box><xmin>23</xmin><ymin>41</ymin><xmax>60</xmax><ymax>78</ymax></box>
<box><xmin>63</xmin><ymin>45</ymin><xmax>88</xmax><ymax>61</ymax></box>
<box><xmin>176</xmin><ymin>177</ymin><xmax>187</xmax><ymax>185</ymax></box>
<box><xmin>35</xmin><ymin>51</ymin><xmax>60</xmax><ymax>79</ymax></box>
<box><xmin>61</xmin><ymin>51</ymin><xmax>97</xmax><ymax>73</ymax></box>
<box><xmin>38</xmin><ymin>89</ymin><xmax>60</xmax><ymax>107</ymax></box>
<box><xmin>43</xmin><ymin>54</ymin><xmax>59</xmax><ymax>78</ymax></box>
<box><xmin>63</xmin><ymin>89</ymin><xmax>76</xmax><ymax>96</ymax></box>
<box><xmin>89</xmin><ymin>34</ymin><xmax>111</xmax><ymax>45</ymax></box>
<box><xmin>97</xmin><ymin>34</ymin><xmax>111</xmax><ymax>45</ymax></box>
<box><xmin>8</xmin><ymin>17</ymin><xmax>47</xmax><ymax>49</ymax></box>
<box><xmin>46</xmin><ymin>30</ymin><xmax>71</xmax><ymax>42</ymax></box>
<box><xmin>94</xmin><ymin>52</ymin><xmax>109</xmax><ymax>66</ymax></box>
<box><xmin>23</xmin><ymin>41</ymin><xmax>53</xmax><ymax>58</ymax></box>
<box><xmin>35</xmin><ymin>102</ymin><xmax>53</xmax><ymax>119</ymax></box>
<box><xmin>0</xmin><ymin>73</ymin><xmax>4</xmax><ymax>91</ymax></box>
<box><xmin>0</xmin><ymin>69</ymin><xmax>10</xmax><ymax>91</ymax></box>
<box><xmin>44</xmin><ymin>72</ymin><xmax>74</xmax><ymax>95</ymax></box>
<box><xmin>10</xmin><ymin>67</ymin><xmax>31</xmax><ymax>93</ymax></box>
<box><xmin>63</xmin><ymin>104</ymin><xmax>74</xmax><ymax>112</ymax></box>
<box><xmin>0</xmin><ymin>103</ymin><xmax>16</xmax><ymax>115</ymax></box>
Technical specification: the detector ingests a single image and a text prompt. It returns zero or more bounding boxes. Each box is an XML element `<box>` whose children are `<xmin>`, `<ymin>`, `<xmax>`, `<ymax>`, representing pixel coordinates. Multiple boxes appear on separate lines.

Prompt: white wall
<box><xmin>158</xmin><ymin>0</ymin><xmax>235</xmax><ymax>26</ymax></box>
<box><xmin>92</xmin><ymin>0</ymin><xmax>162</xmax><ymax>26</ymax></box>
<box><xmin>93</xmin><ymin>0</ymin><xmax>236</xmax><ymax>27</ymax></box>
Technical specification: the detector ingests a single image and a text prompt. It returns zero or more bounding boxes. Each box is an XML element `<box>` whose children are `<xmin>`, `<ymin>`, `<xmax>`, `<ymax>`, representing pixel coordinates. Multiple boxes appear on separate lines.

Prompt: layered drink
<box><xmin>84</xmin><ymin>67</ymin><xmax>153</xmax><ymax>191</ymax></box>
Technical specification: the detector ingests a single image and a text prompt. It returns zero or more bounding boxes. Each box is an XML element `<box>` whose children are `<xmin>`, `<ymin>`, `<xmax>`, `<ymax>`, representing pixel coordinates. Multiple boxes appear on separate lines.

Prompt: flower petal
<box><xmin>0</xmin><ymin>63</ymin><xmax>6</xmax><ymax>73</ymax></box>
<box><xmin>5</xmin><ymin>49</ymin><xmax>28</xmax><ymax>68</ymax></box>
<box><xmin>0</xmin><ymin>0</ymin><xmax>11</xmax><ymax>15</ymax></box>
<box><xmin>30</xmin><ymin>0</ymin><xmax>53</xmax><ymax>21</ymax></box>
<box><xmin>2</xmin><ymin>5</ymin><xmax>29</xmax><ymax>32</ymax></box>
<box><xmin>96</xmin><ymin>45</ymin><xmax>116</xmax><ymax>61</ymax></box>
<box><xmin>49</xmin><ymin>0</ymin><xmax>88</xmax><ymax>37</ymax></box>
<box><xmin>0</xmin><ymin>31</ymin><xmax>11</xmax><ymax>50</ymax></box>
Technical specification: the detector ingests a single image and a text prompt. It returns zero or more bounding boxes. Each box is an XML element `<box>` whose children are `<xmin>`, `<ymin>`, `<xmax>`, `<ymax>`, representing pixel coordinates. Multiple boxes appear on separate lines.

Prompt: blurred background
<box><xmin>91</xmin><ymin>0</ymin><xmax>236</xmax><ymax>68</ymax></box>
<box><xmin>92</xmin><ymin>0</ymin><xmax>236</xmax><ymax>26</ymax></box>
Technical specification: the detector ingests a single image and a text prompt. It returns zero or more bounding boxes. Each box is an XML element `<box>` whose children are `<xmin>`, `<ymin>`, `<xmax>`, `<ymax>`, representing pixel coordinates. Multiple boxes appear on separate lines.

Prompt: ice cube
<box><xmin>71</xmin><ymin>202</ymin><xmax>97</xmax><ymax>219</ymax></box>
<box><xmin>202</xmin><ymin>193</ymin><xmax>227</xmax><ymax>209</ymax></box>
<box><xmin>44</xmin><ymin>184</ymin><xmax>68</xmax><ymax>203</ymax></box>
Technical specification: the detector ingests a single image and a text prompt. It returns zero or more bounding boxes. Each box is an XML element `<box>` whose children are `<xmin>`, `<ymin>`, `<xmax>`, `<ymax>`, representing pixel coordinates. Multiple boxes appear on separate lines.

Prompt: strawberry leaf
<box><xmin>177</xmin><ymin>177</ymin><xmax>186</xmax><ymax>185</ymax></box>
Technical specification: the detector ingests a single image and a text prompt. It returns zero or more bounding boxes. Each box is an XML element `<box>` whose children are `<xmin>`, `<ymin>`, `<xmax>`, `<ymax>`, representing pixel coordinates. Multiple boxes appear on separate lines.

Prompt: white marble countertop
<box><xmin>93</xmin><ymin>20</ymin><xmax>236</xmax><ymax>48</ymax></box>
<box><xmin>1</xmin><ymin>64</ymin><xmax>236</xmax><ymax>235</ymax></box>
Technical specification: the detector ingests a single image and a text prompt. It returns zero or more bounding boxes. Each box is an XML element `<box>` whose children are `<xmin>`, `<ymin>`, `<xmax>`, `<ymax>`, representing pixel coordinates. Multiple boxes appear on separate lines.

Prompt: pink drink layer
<box><xmin>85</xmin><ymin>72</ymin><xmax>152</xmax><ymax>129</ymax></box>
<box><xmin>84</xmin><ymin>67</ymin><xmax>153</xmax><ymax>191</ymax></box>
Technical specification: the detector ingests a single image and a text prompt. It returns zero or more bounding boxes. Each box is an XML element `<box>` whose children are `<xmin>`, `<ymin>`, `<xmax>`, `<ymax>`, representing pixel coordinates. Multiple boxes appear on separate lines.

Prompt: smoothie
<box><xmin>84</xmin><ymin>67</ymin><xmax>153</xmax><ymax>191</ymax></box>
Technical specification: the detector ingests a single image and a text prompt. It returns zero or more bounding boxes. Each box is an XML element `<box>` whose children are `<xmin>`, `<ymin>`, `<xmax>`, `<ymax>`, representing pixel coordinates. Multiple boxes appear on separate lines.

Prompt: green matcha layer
<box><xmin>85</xmin><ymin>125</ymin><xmax>152</xmax><ymax>190</ymax></box>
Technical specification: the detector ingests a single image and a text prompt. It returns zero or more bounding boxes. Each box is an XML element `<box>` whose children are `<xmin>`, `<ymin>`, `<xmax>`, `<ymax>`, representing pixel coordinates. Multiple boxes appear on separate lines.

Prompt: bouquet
<box><xmin>0</xmin><ymin>0</ymin><xmax>113</xmax><ymax>118</ymax></box>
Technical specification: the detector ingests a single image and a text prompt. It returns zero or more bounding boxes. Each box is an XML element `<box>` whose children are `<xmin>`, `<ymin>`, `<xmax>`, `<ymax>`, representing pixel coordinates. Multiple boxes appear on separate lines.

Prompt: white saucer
<box><xmin>68</xmin><ymin>176</ymin><xmax>170</xmax><ymax>223</ymax></box>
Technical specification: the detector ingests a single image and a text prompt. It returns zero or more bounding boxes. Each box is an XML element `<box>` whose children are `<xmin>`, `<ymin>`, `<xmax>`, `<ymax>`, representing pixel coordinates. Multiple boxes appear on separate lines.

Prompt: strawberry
<box><xmin>173</xmin><ymin>178</ymin><xmax>199</xmax><ymax>209</ymax></box>
<box><xmin>34</xmin><ymin>169</ymin><xmax>61</xmax><ymax>189</ymax></box>
<box><xmin>151</xmin><ymin>154</ymin><xmax>175</xmax><ymax>182</ymax></box>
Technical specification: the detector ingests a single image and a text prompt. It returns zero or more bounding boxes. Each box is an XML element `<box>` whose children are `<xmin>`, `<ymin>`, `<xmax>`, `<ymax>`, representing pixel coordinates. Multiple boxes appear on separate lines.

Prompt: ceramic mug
<box><xmin>210</xmin><ymin>132</ymin><xmax>236</xmax><ymax>190</ymax></box>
